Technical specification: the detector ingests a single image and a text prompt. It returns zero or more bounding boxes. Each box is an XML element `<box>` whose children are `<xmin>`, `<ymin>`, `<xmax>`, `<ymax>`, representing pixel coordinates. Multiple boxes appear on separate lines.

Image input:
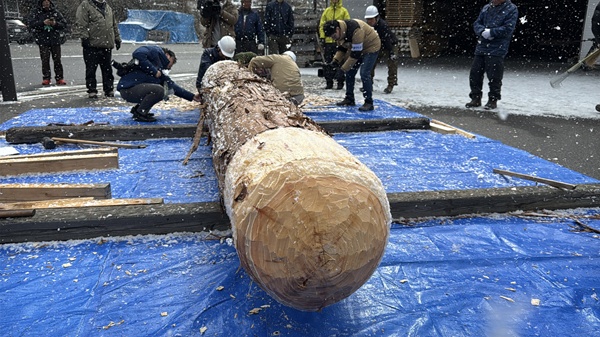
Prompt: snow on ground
<box><xmin>300</xmin><ymin>57</ymin><xmax>600</xmax><ymax>120</ymax></box>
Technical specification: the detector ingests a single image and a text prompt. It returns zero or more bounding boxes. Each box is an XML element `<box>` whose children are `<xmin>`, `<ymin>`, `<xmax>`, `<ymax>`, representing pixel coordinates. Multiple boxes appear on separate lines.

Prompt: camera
<box><xmin>198</xmin><ymin>0</ymin><xmax>221</xmax><ymax>19</ymax></box>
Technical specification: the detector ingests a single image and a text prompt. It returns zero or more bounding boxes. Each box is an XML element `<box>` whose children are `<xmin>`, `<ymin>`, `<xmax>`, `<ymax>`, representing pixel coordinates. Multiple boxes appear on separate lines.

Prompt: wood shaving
<box><xmin>160</xmin><ymin>312</ymin><xmax>168</xmax><ymax>317</ymax></box>
<box><xmin>216</xmin><ymin>286</ymin><xmax>224</xmax><ymax>291</ymax></box>
<box><xmin>531</xmin><ymin>298</ymin><xmax>541</xmax><ymax>306</ymax></box>
<box><xmin>200</xmin><ymin>326</ymin><xmax>208</xmax><ymax>334</ymax></box>
<box><xmin>500</xmin><ymin>295</ymin><xmax>515</xmax><ymax>302</ymax></box>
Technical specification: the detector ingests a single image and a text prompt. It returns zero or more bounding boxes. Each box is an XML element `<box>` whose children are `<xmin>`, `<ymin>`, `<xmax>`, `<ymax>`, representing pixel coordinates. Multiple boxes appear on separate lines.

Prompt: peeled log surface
<box><xmin>202</xmin><ymin>61</ymin><xmax>391</xmax><ymax>311</ymax></box>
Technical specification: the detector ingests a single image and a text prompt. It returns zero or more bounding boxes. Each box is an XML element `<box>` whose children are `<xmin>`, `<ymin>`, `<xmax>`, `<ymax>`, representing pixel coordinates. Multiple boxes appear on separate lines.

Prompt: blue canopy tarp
<box><xmin>118</xmin><ymin>10</ymin><xmax>198</xmax><ymax>44</ymax></box>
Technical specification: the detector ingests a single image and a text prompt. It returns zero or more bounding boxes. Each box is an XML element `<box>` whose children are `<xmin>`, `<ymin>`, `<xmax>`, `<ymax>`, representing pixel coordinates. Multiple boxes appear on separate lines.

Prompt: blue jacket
<box><xmin>473</xmin><ymin>0</ymin><xmax>518</xmax><ymax>57</ymax></box>
<box><xmin>264</xmin><ymin>0</ymin><xmax>294</xmax><ymax>38</ymax></box>
<box><xmin>235</xmin><ymin>8</ymin><xmax>265</xmax><ymax>44</ymax></box>
<box><xmin>196</xmin><ymin>47</ymin><xmax>224</xmax><ymax>89</ymax></box>
<box><xmin>117</xmin><ymin>46</ymin><xmax>194</xmax><ymax>101</ymax></box>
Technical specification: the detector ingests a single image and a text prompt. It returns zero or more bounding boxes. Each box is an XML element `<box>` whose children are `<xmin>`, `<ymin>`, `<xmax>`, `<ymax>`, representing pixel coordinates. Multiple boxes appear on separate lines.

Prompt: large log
<box><xmin>201</xmin><ymin>61</ymin><xmax>391</xmax><ymax>311</ymax></box>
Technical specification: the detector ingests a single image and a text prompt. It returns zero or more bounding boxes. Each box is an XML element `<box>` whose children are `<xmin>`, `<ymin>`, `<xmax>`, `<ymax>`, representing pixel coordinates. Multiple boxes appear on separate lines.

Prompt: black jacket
<box><xmin>27</xmin><ymin>0</ymin><xmax>67</xmax><ymax>46</ymax></box>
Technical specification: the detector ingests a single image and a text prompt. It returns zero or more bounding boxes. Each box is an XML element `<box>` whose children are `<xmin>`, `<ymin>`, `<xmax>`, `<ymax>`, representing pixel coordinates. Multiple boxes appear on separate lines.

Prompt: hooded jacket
<box><xmin>473</xmin><ymin>0</ymin><xmax>518</xmax><ymax>57</ymax></box>
<box><xmin>73</xmin><ymin>0</ymin><xmax>121</xmax><ymax>49</ymax></box>
<box><xmin>331</xmin><ymin>19</ymin><xmax>381</xmax><ymax>72</ymax></box>
<box><xmin>27</xmin><ymin>0</ymin><xmax>67</xmax><ymax>46</ymax></box>
<box><xmin>319</xmin><ymin>0</ymin><xmax>350</xmax><ymax>43</ymax></box>
<box><xmin>117</xmin><ymin>46</ymin><xmax>194</xmax><ymax>101</ymax></box>
<box><xmin>200</xmin><ymin>0</ymin><xmax>238</xmax><ymax>48</ymax></box>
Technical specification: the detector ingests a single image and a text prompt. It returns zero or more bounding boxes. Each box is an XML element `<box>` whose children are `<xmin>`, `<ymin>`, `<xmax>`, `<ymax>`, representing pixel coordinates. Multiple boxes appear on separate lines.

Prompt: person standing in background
<box><xmin>234</xmin><ymin>0</ymin><xmax>265</xmax><ymax>54</ymax></box>
<box><xmin>318</xmin><ymin>0</ymin><xmax>349</xmax><ymax>90</ymax></box>
<box><xmin>465</xmin><ymin>0</ymin><xmax>518</xmax><ymax>110</ymax></box>
<box><xmin>364</xmin><ymin>5</ymin><xmax>398</xmax><ymax>94</ymax></box>
<box><xmin>591</xmin><ymin>3</ymin><xmax>600</xmax><ymax>113</ymax></box>
<box><xmin>264</xmin><ymin>0</ymin><xmax>294</xmax><ymax>54</ymax></box>
<box><xmin>28</xmin><ymin>0</ymin><xmax>68</xmax><ymax>86</ymax></box>
<box><xmin>73</xmin><ymin>0</ymin><xmax>121</xmax><ymax>99</ymax></box>
<box><xmin>199</xmin><ymin>0</ymin><xmax>238</xmax><ymax>48</ymax></box>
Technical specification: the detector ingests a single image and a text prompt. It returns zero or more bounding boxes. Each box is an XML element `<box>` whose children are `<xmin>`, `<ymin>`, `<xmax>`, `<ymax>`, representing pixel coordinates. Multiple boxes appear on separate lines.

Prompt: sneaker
<box><xmin>56</xmin><ymin>79</ymin><xmax>67</xmax><ymax>85</ymax></box>
<box><xmin>336</xmin><ymin>82</ymin><xmax>344</xmax><ymax>90</ymax></box>
<box><xmin>105</xmin><ymin>91</ymin><xmax>115</xmax><ymax>97</ymax></box>
<box><xmin>358</xmin><ymin>102</ymin><xmax>374</xmax><ymax>111</ymax></box>
<box><xmin>88</xmin><ymin>92</ymin><xmax>98</xmax><ymax>99</ymax></box>
<box><xmin>42</xmin><ymin>79</ymin><xmax>51</xmax><ymax>86</ymax></box>
<box><xmin>133</xmin><ymin>112</ymin><xmax>157</xmax><ymax>122</ymax></box>
<box><xmin>484</xmin><ymin>99</ymin><xmax>497</xmax><ymax>110</ymax></box>
<box><xmin>336</xmin><ymin>97</ymin><xmax>355</xmax><ymax>106</ymax></box>
<box><xmin>383</xmin><ymin>85</ymin><xmax>393</xmax><ymax>94</ymax></box>
<box><xmin>130</xmin><ymin>104</ymin><xmax>154</xmax><ymax>117</ymax></box>
<box><xmin>465</xmin><ymin>98</ymin><xmax>481</xmax><ymax>108</ymax></box>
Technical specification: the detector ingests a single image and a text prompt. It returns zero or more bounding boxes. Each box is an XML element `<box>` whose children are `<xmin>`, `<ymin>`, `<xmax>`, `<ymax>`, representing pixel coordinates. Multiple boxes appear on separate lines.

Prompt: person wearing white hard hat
<box><xmin>364</xmin><ymin>5</ymin><xmax>399</xmax><ymax>94</ymax></box>
<box><xmin>199</xmin><ymin>0</ymin><xmax>238</xmax><ymax>49</ymax></box>
<box><xmin>196</xmin><ymin>36</ymin><xmax>236</xmax><ymax>93</ymax></box>
<box><xmin>248</xmin><ymin>51</ymin><xmax>304</xmax><ymax>105</ymax></box>
<box><xmin>318</xmin><ymin>0</ymin><xmax>350</xmax><ymax>90</ymax></box>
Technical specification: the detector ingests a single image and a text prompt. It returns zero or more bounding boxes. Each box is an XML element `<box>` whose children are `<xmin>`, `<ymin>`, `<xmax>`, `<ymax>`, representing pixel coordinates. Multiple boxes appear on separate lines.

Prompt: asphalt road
<box><xmin>2</xmin><ymin>41</ymin><xmax>599</xmax><ymax>180</ymax></box>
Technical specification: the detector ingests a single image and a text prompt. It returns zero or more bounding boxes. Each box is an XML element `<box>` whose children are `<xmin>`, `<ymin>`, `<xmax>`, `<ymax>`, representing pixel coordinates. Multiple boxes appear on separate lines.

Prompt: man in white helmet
<box><xmin>248</xmin><ymin>51</ymin><xmax>304</xmax><ymax>105</ymax></box>
<box><xmin>196</xmin><ymin>35</ymin><xmax>236</xmax><ymax>93</ymax></box>
<box><xmin>364</xmin><ymin>5</ymin><xmax>399</xmax><ymax>94</ymax></box>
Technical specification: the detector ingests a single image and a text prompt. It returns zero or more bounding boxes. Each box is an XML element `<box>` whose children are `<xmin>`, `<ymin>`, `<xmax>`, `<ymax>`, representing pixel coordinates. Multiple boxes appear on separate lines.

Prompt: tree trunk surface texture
<box><xmin>201</xmin><ymin>61</ymin><xmax>391</xmax><ymax>311</ymax></box>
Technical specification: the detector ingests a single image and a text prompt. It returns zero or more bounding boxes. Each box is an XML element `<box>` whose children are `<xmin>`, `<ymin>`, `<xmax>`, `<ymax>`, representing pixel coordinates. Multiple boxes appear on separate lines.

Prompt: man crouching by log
<box><xmin>247</xmin><ymin>51</ymin><xmax>305</xmax><ymax>106</ymax></box>
<box><xmin>199</xmin><ymin>60</ymin><xmax>391</xmax><ymax>311</ymax></box>
<box><xmin>117</xmin><ymin>46</ymin><xmax>201</xmax><ymax>122</ymax></box>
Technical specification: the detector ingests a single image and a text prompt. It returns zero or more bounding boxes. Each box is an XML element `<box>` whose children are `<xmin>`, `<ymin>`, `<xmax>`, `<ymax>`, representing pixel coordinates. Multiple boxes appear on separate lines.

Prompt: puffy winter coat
<box><xmin>264</xmin><ymin>0</ymin><xmax>294</xmax><ymax>38</ymax></box>
<box><xmin>117</xmin><ymin>46</ymin><xmax>194</xmax><ymax>101</ymax></box>
<box><xmin>248</xmin><ymin>54</ymin><xmax>303</xmax><ymax>96</ymax></box>
<box><xmin>319</xmin><ymin>0</ymin><xmax>350</xmax><ymax>43</ymax></box>
<box><xmin>73</xmin><ymin>0</ymin><xmax>121</xmax><ymax>49</ymax></box>
<box><xmin>473</xmin><ymin>0</ymin><xmax>518</xmax><ymax>57</ymax></box>
<box><xmin>332</xmin><ymin>19</ymin><xmax>381</xmax><ymax>72</ymax></box>
<box><xmin>27</xmin><ymin>0</ymin><xmax>67</xmax><ymax>46</ymax></box>
<box><xmin>200</xmin><ymin>0</ymin><xmax>238</xmax><ymax>48</ymax></box>
<box><xmin>234</xmin><ymin>7</ymin><xmax>265</xmax><ymax>45</ymax></box>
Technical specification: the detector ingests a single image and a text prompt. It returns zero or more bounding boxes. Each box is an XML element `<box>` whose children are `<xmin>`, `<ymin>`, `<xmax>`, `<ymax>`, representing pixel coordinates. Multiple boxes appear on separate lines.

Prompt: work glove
<box><xmin>81</xmin><ymin>38</ymin><xmax>90</xmax><ymax>48</ymax></box>
<box><xmin>482</xmin><ymin>29</ymin><xmax>493</xmax><ymax>40</ymax></box>
<box><xmin>390</xmin><ymin>53</ymin><xmax>397</xmax><ymax>61</ymax></box>
<box><xmin>257</xmin><ymin>43</ymin><xmax>264</xmax><ymax>51</ymax></box>
<box><xmin>115</xmin><ymin>40</ymin><xmax>121</xmax><ymax>50</ymax></box>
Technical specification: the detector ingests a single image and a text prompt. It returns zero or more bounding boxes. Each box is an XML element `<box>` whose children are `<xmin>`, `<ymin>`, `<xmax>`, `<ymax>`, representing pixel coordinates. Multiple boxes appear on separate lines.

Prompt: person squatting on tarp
<box><xmin>234</xmin><ymin>0</ymin><xmax>265</xmax><ymax>54</ymax></box>
<box><xmin>27</xmin><ymin>0</ymin><xmax>68</xmax><ymax>86</ymax></box>
<box><xmin>264</xmin><ymin>0</ymin><xmax>294</xmax><ymax>54</ymax></box>
<box><xmin>248</xmin><ymin>51</ymin><xmax>304</xmax><ymax>106</ymax></box>
<box><xmin>318</xmin><ymin>0</ymin><xmax>350</xmax><ymax>90</ymax></box>
<box><xmin>117</xmin><ymin>46</ymin><xmax>201</xmax><ymax>122</ymax></box>
<box><xmin>364</xmin><ymin>5</ymin><xmax>399</xmax><ymax>94</ymax></box>
<box><xmin>323</xmin><ymin>19</ymin><xmax>381</xmax><ymax>112</ymax></box>
<box><xmin>198</xmin><ymin>0</ymin><xmax>238</xmax><ymax>48</ymax></box>
<box><xmin>465</xmin><ymin>0</ymin><xmax>518</xmax><ymax>111</ymax></box>
<box><xmin>73</xmin><ymin>0</ymin><xmax>121</xmax><ymax>99</ymax></box>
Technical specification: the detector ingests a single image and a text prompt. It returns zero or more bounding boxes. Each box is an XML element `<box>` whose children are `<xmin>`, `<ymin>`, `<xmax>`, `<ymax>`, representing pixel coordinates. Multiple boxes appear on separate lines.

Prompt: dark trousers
<box><xmin>236</xmin><ymin>38</ymin><xmax>259</xmax><ymax>54</ymax></box>
<box><xmin>371</xmin><ymin>45</ymin><xmax>399</xmax><ymax>86</ymax></box>
<box><xmin>345</xmin><ymin>51</ymin><xmax>379</xmax><ymax>104</ymax></box>
<box><xmin>469</xmin><ymin>54</ymin><xmax>504</xmax><ymax>101</ymax></box>
<box><xmin>324</xmin><ymin>43</ymin><xmax>344</xmax><ymax>85</ymax></box>
<box><xmin>267</xmin><ymin>35</ymin><xmax>290</xmax><ymax>54</ymax></box>
<box><xmin>83</xmin><ymin>46</ymin><xmax>114</xmax><ymax>94</ymax></box>
<box><xmin>39</xmin><ymin>44</ymin><xmax>63</xmax><ymax>81</ymax></box>
<box><xmin>119</xmin><ymin>83</ymin><xmax>164</xmax><ymax>113</ymax></box>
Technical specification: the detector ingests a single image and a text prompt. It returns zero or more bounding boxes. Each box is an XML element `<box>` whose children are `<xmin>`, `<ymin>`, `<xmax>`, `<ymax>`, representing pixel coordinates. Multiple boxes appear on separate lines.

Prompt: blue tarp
<box><xmin>118</xmin><ymin>10</ymin><xmax>198</xmax><ymax>44</ymax></box>
<box><xmin>1</xmin><ymin>101</ymin><xmax>599</xmax><ymax>336</ymax></box>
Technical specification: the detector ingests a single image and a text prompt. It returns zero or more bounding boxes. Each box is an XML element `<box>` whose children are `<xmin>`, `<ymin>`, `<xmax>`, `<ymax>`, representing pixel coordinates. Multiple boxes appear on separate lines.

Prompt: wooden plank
<box><xmin>429</xmin><ymin>121</ymin><xmax>456</xmax><ymax>135</ymax></box>
<box><xmin>0</xmin><ymin>209</ymin><xmax>36</xmax><ymax>218</ymax></box>
<box><xmin>1</xmin><ymin>197</ymin><xmax>164</xmax><ymax>210</ymax></box>
<box><xmin>0</xmin><ymin>147</ymin><xmax>117</xmax><ymax>160</ymax></box>
<box><xmin>0</xmin><ymin>183</ymin><xmax>111</xmax><ymax>202</ymax></box>
<box><xmin>52</xmin><ymin>137</ymin><xmax>147</xmax><ymax>149</ymax></box>
<box><xmin>0</xmin><ymin>153</ymin><xmax>119</xmax><ymax>177</ymax></box>
<box><xmin>319</xmin><ymin>117</ymin><xmax>430</xmax><ymax>133</ymax></box>
<box><xmin>493</xmin><ymin>168</ymin><xmax>577</xmax><ymax>190</ymax></box>
<box><xmin>1</xmin><ymin>184</ymin><xmax>599</xmax><ymax>244</ymax></box>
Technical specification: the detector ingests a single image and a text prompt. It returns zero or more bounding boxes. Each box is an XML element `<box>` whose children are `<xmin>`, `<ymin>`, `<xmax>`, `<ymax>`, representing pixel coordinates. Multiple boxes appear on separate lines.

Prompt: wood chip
<box><xmin>216</xmin><ymin>286</ymin><xmax>224</xmax><ymax>291</ymax></box>
<box><xmin>500</xmin><ymin>295</ymin><xmax>515</xmax><ymax>302</ymax></box>
<box><xmin>160</xmin><ymin>312</ymin><xmax>168</xmax><ymax>317</ymax></box>
<box><xmin>531</xmin><ymin>298</ymin><xmax>541</xmax><ymax>306</ymax></box>
<box><xmin>200</xmin><ymin>326</ymin><xmax>208</xmax><ymax>334</ymax></box>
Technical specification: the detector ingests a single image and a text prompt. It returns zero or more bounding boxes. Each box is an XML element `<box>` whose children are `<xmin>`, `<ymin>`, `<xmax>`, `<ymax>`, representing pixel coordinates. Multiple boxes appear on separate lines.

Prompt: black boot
<box><xmin>336</xmin><ymin>82</ymin><xmax>344</xmax><ymax>90</ymax></box>
<box><xmin>130</xmin><ymin>104</ymin><xmax>154</xmax><ymax>117</ymax></box>
<box><xmin>132</xmin><ymin>107</ymin><xmax>157</xmax><ymax>122</ymax></box>
<box><xmin>325</xmin><ymin>80</ymin><xmax>333</xmax><ymax>90</ymax></box>
<box><xmin>484</xmin><ymin>99</ymin><xmax>497</xmax><ymax>110</ymax></box>
<box><xmin>465</xmin><ymin>98</ymin><xmax>481</xmax><ymax>108</ymax></box>
<box><xmin>336</xmin><ymin>97</ymin><xmax>355</xmax><ymax>106</ymax></box>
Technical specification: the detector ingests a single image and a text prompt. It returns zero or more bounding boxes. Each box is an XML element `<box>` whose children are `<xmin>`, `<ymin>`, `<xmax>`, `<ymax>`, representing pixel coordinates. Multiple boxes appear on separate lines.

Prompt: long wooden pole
<box><xmin>200</xmin><ymin>61</ymin><xmax>391</xmax><ymax>311</ymax></box>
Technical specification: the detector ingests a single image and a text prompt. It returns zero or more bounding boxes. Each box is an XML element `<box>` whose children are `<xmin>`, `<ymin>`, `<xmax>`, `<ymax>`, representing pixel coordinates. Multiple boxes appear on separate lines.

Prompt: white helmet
<box><xmin>364</xmin><ymin>5</ymin><xmax>379</xmax><ymax>19</ymax></box>
<box><xmin>218</xmin><ymin>36</ymin><xmax>236</xmax><ymax>58</ymax></box>
<box><xmin>283</xmin><ymin>50</ymin><xmax>296</xmax><ymax>63</ymax></box>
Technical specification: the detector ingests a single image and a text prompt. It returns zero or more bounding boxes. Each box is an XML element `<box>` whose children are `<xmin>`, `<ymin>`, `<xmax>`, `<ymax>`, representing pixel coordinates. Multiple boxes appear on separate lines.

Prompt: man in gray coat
<box><xmin>73</xmin><ymin>0</ymin><xmax>121</xmax><ymax>98</ymax></box>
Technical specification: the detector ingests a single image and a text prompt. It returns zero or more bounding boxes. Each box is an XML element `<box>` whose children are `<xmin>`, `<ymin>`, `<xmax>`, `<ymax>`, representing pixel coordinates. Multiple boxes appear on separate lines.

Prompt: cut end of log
<box><xmin>224</xmin><ymin>128</ymin><xmax>391</xmax><ymax>311</ymax></box>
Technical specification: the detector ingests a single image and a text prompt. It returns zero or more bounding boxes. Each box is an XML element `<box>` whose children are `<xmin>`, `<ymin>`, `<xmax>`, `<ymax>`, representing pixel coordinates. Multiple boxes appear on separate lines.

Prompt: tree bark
<box><xmin>201</xmin><ymin>61</ymin><xmax>391</xmax><ymax>311</ymax></box>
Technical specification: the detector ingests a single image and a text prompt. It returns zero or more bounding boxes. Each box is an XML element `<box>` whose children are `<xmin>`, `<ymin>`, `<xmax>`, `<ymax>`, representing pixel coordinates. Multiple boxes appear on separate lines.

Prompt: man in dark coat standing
<box><xmin>465</xmin><ymin>0</ymin><xmax>518</xmax><ymax>110</ymax></box>
<box><xmin>27</xmin><ymin>0</ymin><xmax>68</xmax><ymax>86</ymax></box>
<box><xmin>234</xmin><ymin>0</ymin><xmax>265</xmax><ymax>54</ymax></box>
<box><xmin>264</xmin><ymin>0</ymin><xmax>294</xmax><ymax>54</ymax></box>
<box><xmin>364</xmin><ymin>5</ymin><xmax>398</xmax><ymax>94</ymax></box>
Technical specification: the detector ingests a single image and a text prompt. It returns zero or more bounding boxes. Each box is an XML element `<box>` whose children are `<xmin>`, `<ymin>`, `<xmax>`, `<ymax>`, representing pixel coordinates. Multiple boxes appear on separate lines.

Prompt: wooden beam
<box><xmin>493</xmin><ymin>168</ymin><xmax>577</xmax><ymax>190</ymax></box>
<box><xmin>0</xmin><ymin>197</ymin><xmax>163</xmax><ymax>210</ymax></box>
<box><xmin>0</xmin><ymin>147</ymin><xmax>117</xmax><ymax>160</ymax></box>
<box><xmin>0</xmin><ymin>153</ymin><xmax>119</xmax><ymax>176</ymax></box>
<box><xmin>0</xmin><ymin>183</ymin><xmax>112</xmax><ymax>202</ymax></box>
<box><xmin>430</xmin><ymin>119</ymin><xmax>476</xmax><ymax>138</ymax></box>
